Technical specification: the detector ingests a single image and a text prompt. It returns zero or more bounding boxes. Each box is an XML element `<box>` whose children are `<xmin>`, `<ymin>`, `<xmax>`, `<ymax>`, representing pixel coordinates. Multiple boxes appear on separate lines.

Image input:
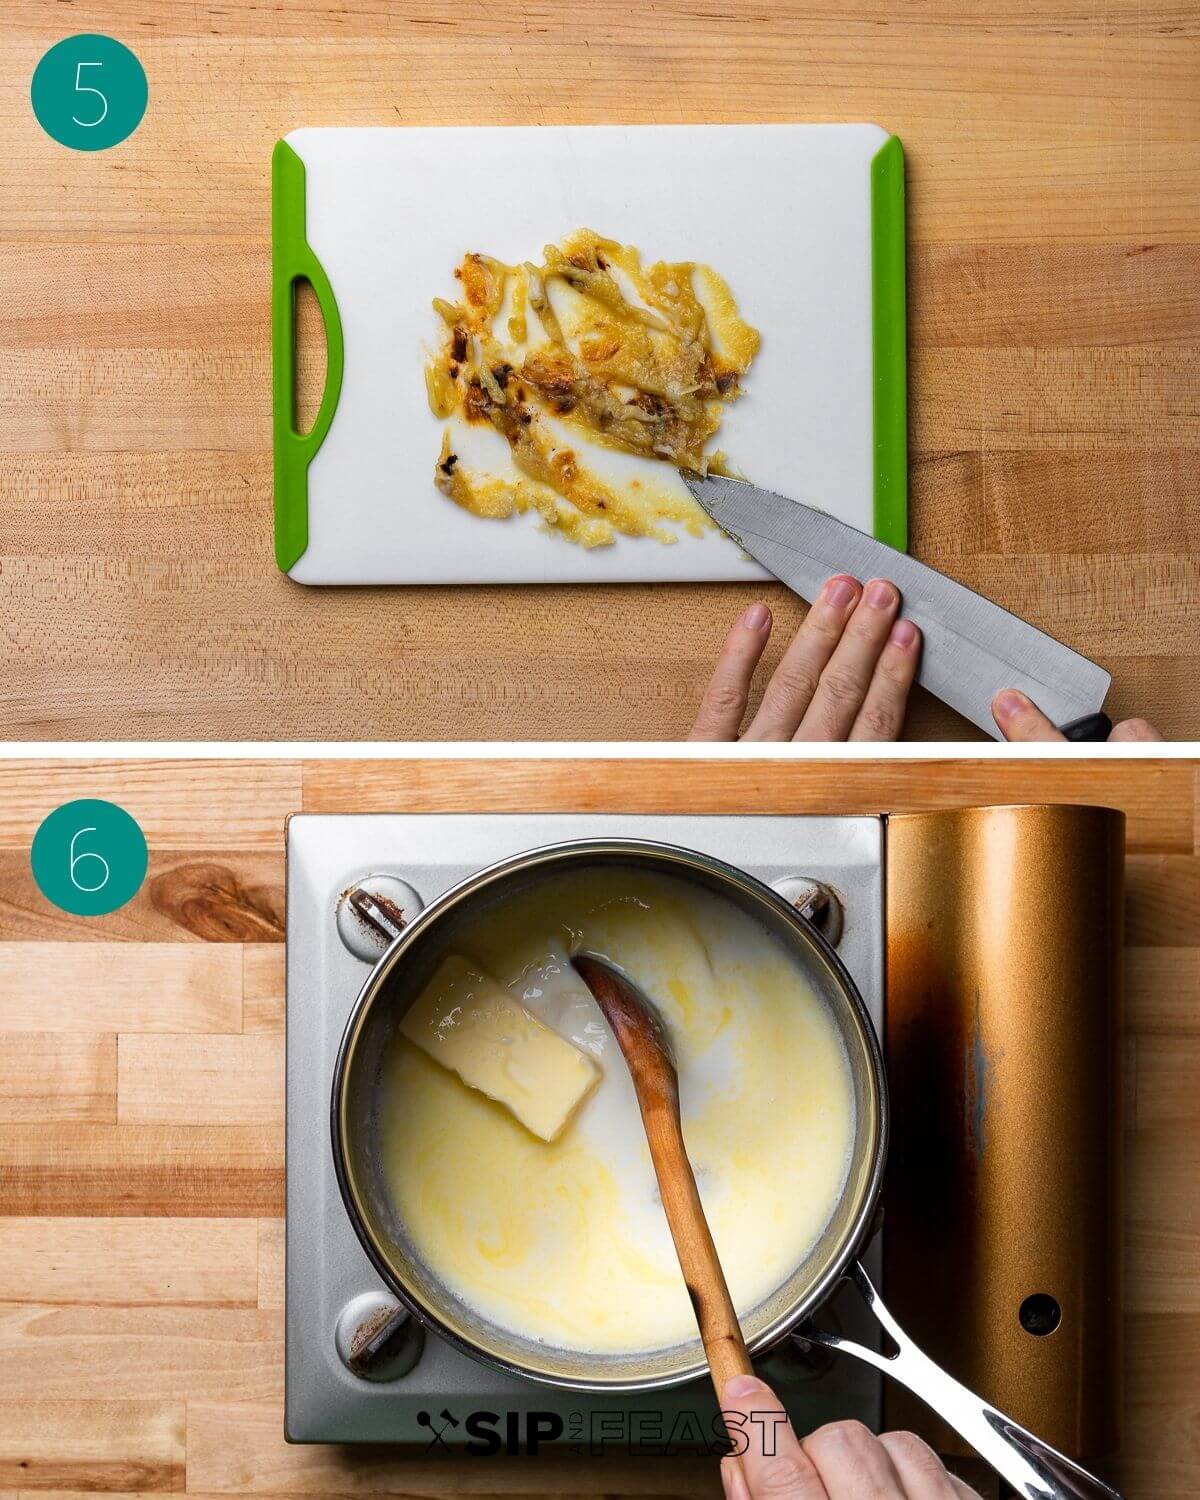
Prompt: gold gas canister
<box><xmin>884</xmin><ymin>804</ymin><xmax>1124</xmax><ymax>1463</ymax></box>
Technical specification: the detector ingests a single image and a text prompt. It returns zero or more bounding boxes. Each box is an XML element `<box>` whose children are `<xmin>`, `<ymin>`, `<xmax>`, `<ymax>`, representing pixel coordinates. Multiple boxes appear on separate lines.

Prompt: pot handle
<box><xmin>800</xmin><ymin>1261</ymin><xmax>1123</xmax><ymax>1500</ymax></box>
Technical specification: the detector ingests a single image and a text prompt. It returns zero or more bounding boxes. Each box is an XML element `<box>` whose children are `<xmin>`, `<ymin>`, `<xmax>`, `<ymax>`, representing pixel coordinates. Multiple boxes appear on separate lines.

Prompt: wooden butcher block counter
<box><xmin>0</xmin><ymin>757</ymin><xmax>1197</xmax><ymax>1496</ymax></box>
<box><xmin>2</xmin><ymin>1</ymin><xmax>1198</xmax><ymax>740</ymax></box>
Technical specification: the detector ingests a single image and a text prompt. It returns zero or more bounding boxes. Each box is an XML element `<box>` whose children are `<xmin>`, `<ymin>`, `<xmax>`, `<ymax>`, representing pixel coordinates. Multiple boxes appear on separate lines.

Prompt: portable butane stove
<box><xmin>285</xmin><ymin>808</ymin><xmax>1123</xmax><ymax>1466</ymax></box>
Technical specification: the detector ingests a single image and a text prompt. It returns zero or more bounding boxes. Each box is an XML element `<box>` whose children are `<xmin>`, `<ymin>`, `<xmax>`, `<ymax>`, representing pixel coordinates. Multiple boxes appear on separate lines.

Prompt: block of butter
<box><xmin>400</xmin><ymin>954</ymin><xmax>601</xmax><ymax>1142</ymax></box>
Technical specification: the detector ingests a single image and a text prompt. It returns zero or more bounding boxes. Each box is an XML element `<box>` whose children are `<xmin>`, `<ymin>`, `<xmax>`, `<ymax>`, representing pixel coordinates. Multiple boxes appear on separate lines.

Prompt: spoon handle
<box><xmin>640</xmin><ymin>1091</ymin><xmax>753</xmax><ymax>1399</ymax></box>
<box><xmin>571</xmin><ymin>954</ymin><xmax>752</xmax><ymax>1402</ymax></box>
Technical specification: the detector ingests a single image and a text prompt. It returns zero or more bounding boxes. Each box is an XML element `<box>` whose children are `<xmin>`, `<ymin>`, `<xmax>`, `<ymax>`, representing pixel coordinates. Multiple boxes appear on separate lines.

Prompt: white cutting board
<box><xmin>275</xmin><ymin>124</ymin><xmax>900</xmax><ymax>585</ymax></box>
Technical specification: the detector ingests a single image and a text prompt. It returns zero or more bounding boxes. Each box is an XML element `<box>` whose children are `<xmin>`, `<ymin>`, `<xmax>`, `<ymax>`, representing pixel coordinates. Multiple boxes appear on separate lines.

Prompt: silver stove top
<box><xmin>286</xmin><ymin>813</ymin><xmax>886</xmax><ymax>1449</ymax></box>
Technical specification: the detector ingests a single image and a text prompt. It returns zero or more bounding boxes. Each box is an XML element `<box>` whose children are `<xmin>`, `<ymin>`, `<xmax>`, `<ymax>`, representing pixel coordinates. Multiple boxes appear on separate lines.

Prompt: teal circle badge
<box><xmin>31</xmin><ymin>799</ymin><xmax>148</xmax><ymax>916</ymax></box>
<box><xmin>31</xmin><ymin>34</ymin><xmax>147</xmax><ymax>152</ymax></box>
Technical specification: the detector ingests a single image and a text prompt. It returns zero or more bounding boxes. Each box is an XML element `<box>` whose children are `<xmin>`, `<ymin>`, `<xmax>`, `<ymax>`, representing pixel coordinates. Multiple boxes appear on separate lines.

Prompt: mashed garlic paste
<box><xmin>424</xmin><ymin>230</ymin><xmax>761</xmax><ymax>547</ymax></box>
<box><xmin>378</xmin><ymin>868</ymin><xmax>855</xmax><ymax>1354</ymax></box>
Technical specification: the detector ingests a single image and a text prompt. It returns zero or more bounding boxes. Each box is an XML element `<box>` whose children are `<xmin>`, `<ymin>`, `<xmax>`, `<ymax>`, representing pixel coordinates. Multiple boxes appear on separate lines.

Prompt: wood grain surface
<box><xmin>0</xmin><ymin>756</ymin><xmax>1197</xmax><ymax>1496</ymax></box>
<box><xmin>2</xmin><ymin>2</ymin><xmax>1198</xmax><ymax>740</ymax></box>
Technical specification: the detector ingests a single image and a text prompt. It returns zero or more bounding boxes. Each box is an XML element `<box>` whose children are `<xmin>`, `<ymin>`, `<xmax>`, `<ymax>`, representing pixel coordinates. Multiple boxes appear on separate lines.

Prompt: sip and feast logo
<box><xmin>416</xmin><ymin>1405</ymin><xmax>787</xmax><ymax>1457</ymax></box>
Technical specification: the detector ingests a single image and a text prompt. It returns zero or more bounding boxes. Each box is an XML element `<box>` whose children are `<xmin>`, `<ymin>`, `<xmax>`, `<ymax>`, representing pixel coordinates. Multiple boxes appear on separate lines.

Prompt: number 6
<box><xmin>72</xmin><ymin>61</ymin><xmax>108</xmax><ymax>128</ymax></box>
<box><xmin>69</xmin><ymin>827</ymin><xmax>110</xmax><ymax>893</ymax></box>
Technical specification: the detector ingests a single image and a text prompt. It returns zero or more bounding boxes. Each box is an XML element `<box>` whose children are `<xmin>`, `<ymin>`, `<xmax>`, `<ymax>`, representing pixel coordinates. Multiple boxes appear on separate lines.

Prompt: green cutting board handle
<box><xmin>870</xmin><ymin>133</ymin><xmax>907</xmax><ymax>552</ymax></box>
<box><xmin>272</xmin><ymin>138</ymin><xmax>345</xmax><ymax>573</ymax></box>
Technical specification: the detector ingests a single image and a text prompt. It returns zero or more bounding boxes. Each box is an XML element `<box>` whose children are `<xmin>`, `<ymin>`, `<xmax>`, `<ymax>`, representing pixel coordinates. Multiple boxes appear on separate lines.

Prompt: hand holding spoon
<box><xmin>572</xmin><ymin>952</ymin><xmax>752</xmax><ymax>1401</ymax></box>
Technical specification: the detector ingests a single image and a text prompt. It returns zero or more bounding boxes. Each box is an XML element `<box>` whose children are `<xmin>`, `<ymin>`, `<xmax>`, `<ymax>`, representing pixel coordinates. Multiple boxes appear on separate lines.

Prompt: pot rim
<box><xmin>330</xmin><ymin>835</ymin><xmax>889</xmax><ymax>1393</ymax></box>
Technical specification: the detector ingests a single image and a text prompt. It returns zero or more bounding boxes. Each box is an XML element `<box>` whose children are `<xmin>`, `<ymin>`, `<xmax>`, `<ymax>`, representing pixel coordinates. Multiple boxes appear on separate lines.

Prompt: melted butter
<box><xmin>378</xmin><ymin>868</ymin><xmax>854</xmax><ymax>1355</ymax></box>
<box><xmin>425</xmin><ymin>230</ymin><xmax>761</xmax><ymax>547</ymax></box>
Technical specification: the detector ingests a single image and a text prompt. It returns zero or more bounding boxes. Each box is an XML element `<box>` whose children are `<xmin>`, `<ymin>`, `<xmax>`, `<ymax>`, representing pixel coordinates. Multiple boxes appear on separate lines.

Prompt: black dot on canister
<box><xmin>1018</xmin><ymin>1293</ymin><xmax>1061</xmax><ymax>1336</ymax></box>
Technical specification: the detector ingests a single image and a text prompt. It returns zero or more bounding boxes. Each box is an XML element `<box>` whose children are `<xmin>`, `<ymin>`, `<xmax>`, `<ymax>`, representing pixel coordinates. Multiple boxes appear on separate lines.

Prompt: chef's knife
<box><xmin>683</xmin><ymin>474</ymin><xmax>1112</xmax><ymax>741</ymax></box>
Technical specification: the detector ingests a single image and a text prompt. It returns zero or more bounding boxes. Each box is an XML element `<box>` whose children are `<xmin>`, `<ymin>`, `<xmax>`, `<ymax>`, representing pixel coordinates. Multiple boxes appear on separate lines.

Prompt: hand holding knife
<box><xmin>683</xmin><ymin>474</ymin><xmax>1114</xmax><ymax>742</ymax></box>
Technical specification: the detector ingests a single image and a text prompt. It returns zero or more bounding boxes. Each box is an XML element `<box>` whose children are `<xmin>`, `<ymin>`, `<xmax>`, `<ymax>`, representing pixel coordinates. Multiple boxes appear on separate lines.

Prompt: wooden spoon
<box><xmin>572</xmin><ymin>952</ymin><xmax>753</xmax><ymax>1401</ymax></box>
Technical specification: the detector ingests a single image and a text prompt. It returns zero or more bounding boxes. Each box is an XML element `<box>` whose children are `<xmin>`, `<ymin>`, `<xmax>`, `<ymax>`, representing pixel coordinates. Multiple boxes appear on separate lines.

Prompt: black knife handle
<box><xmin>1058</xmin><ymin>712</ymin><xmax>1113</xmax><ymax>742</ymax></box>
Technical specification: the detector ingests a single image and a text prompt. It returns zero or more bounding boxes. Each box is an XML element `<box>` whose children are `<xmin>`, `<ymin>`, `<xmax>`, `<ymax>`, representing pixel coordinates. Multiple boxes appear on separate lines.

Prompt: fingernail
<box><xmin>889</xmin><ymin>618</ymin><xmax>918</xmax><ymax>648</ymax></box>
<box><xmin>993</xmin><ymin>689</ymin><xmax>1029</xmax><ymax>719</ymax></box>
<box><xmin>723</xmin><ymin>1374</ymin><xmax>769</xmax><ymax>1400</ymax></box>
<box><xmin>865</xmin><ymin>579</ymin><xmax>897</xmax><ymax>609</ymax></box>
<box><xmin>822</xmin><ymin>576</ymin><xmax>857</xmax><ymax>609</ymax></box>
<box><xmin>740</xmin><ymin>602</ymin><xmax>770</xmax><ymax>630</ymax></box>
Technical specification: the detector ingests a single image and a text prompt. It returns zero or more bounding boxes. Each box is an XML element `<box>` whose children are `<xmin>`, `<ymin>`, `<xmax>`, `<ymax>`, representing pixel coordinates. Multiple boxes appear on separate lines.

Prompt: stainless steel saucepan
<box><xmin>330</xmin><ymin>838</ymin><xmax>1121</xmax><ymax>1500</ymax></box>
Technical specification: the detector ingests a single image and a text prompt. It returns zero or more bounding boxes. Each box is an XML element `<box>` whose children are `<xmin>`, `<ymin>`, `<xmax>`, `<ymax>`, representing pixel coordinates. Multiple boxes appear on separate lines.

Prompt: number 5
<box><xmin>69</xmin><ymin>827</ymin><xmax>110</xmax><ymax>893</ymax></box>
<box><xmin>72</xmin><ymin>61</ymin><xmax>108</xmax><ymax>128</ymax></box>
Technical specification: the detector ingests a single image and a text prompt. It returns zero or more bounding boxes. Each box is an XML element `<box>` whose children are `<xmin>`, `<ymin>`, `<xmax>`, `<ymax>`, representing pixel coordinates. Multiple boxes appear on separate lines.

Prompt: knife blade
<box><xmin>683</xmin><ymin>474</ymin><xmax>1111</xmax><ymax>740</ymax></box>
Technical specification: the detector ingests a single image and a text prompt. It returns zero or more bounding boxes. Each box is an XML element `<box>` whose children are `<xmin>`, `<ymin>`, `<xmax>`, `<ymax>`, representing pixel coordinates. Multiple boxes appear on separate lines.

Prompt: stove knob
<box><xmin>334</xmin><ymin>1291</ymin><xmax>425</xmax><ymax>1382</ymax></box>
<box><xmin>772</xmin><ymin>876</ymin><xmax>845</xmax><ymax>948</ymax></box>
<box><xmin>336</xmin><ymin>875</ymin><xmax>425</xmax><ymax>962</ymax></box>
